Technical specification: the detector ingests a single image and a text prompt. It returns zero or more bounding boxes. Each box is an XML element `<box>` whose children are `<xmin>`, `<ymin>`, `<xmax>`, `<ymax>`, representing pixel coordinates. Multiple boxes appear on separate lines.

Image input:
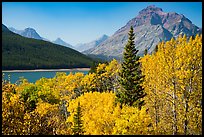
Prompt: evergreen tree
<box><xmin>117</xmin><ymin>26</ymin><xmax>146</xmax><ymax>109</ymax></box>
<box><xmin>89</xmin><ymin>61</ymin><xmax>98</xmax><ymax>74</ymax></box>
<box><xmin>144</xmin><ymin>48</ymin><xmax>148</xmax><ymax>55</ymax></box>
<box><xmin>72</xmin><ymin>101</ymin><xmax>84</xmax><ymax>135</ymax></box>
<box><xmin>154</xmin><ymin>45</ymin><xmax>158</xmax><ymax>53</ymax></box>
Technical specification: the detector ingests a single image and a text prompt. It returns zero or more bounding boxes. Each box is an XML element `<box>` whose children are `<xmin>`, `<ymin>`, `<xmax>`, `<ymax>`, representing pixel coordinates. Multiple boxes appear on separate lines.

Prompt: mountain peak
<box><xmin>56</xmin><ymin>37</ymin><xmax>63</xmax><ymax>41</ymax></box>
<box><xmin>146</xmin><ymin>5</ymin><xmax>162</xmax><ymax>11</ymax></box>
<box><xmin>75</xmin><ymin>34</ymin><xmax>109</xmax><ymax>52</ymax></box>
<box><xmin>24</xmin><ymin>27</ymin><xmax>36</xmax><ymax>31</ymax></box>
<box><xmin>52</xmin><ymin>37</ymin><xmax>75</xmax><ymax>49</ymax></box>
<box><xmin>139</xmin><ymin>5</ymin><xmax>163</xmax><ymax>15</ymax></box>
<box><xmin>96</xmin><ymin>34</ymin><xmax>109</xmax><ymax>44</ymax></box>
<box><xmin>102</xmin><ymin>34</ymin><xmax>108</xmax><ymax>37</ymax></box>
<box><xmin>101</xmin><ymin>34</ymin><xmax>109</xmax><ymax>38</ymax></box>
<box><xmin>53</xmin><ymin>37</ymin><xmax>66</xmax><ymax>43</ymax></box>
<box><xmin>97</xmin><ymin>34</ymin><xmax>109</xmax><ymax>41</ymax></box>
<box><xmin>8</xmin><ymin>26</ymin><xmax>42</xmax><ymax>40</ymax></box>
<box><xmin>21</xmin><ymin>27</ymin><xmax>42</xmax><ymax>40</ymax></box>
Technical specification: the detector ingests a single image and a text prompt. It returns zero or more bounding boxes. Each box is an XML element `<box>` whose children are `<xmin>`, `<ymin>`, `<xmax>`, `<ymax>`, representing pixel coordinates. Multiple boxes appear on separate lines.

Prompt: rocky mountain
<box><xmin>52</xmin><ymin>38</ymin><xmax>75</xmax><ymax>49</ymax></box>
<box><xmin>75</xmin><ymin>34</ymin><xmax>109</xmax><ymax>52</ymax></box>
<box><xmin>9</xmin><ymin>27</ymin><xmax>43</xmax><ymax>40</ymax></box>
<box><xmin>83</xmin><ymin>5</ymin><xmax>202</xmax><ymax>58</ymax></box>
<box><xmin>21</xmin><ymin>28</ymin><xmax>42</xmax><ymax>40</ymax></box>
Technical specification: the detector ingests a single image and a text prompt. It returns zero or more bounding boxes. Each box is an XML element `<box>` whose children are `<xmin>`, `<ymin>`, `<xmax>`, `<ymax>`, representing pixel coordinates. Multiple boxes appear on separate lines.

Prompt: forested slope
<box><xmin>2</xmin><ymin>24</ymin><xmax>94</xmax><ymax>70</ymax></box>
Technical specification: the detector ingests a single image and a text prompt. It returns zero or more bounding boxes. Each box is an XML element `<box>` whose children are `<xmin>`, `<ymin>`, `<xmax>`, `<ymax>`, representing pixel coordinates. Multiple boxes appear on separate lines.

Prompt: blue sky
<box><xmin>2</xmin><ymin>2</ymin><xmax>202</xmax><ymax>46</ymax></box>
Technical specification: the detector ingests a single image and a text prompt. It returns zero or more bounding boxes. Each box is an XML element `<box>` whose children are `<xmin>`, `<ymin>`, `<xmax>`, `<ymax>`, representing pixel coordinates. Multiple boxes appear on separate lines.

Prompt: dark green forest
<box><xmin>2</xmin><ymin>24</ymin><xmax>94</xmax><ymax>70</ymax></box>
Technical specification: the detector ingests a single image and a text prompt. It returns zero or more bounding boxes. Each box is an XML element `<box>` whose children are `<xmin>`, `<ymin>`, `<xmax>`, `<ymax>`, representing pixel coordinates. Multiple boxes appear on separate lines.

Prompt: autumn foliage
<box><xmin>140</xmin><ymin>34</ymin><xmax>202</xmax><ymax>135</ymax></box>
<box><xmin>2</xmin><ymin>34</ymin><xmax>202</xmax><ymax>135</ymax></box>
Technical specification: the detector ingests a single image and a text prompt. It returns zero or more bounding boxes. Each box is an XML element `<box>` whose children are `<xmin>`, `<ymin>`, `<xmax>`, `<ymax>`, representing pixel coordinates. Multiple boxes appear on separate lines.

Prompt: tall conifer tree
<box><xmin>72</xmin><ymin>101</ymin><xmax>84</xmax><ymax>135</ymax></box>
<box><xmin>144</xmin><ymin>48</ymin><xmax>148</xmax><ymax>55</ymax></box>
<box><xmin>117</xmin><ymin>26</ymin><xmax>146</xmax><ymax>109</ymax></box>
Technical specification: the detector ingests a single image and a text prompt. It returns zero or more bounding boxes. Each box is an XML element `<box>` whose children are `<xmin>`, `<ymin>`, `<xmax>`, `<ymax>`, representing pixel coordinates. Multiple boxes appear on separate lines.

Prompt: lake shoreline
<box><xmin>2</xmin><ymin>68</ymin><xmax>90</xmax><ymax>72</ymax></box>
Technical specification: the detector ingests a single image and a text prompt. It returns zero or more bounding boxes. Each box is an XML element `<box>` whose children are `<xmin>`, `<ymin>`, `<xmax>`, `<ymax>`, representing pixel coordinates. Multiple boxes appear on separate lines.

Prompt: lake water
<box><xmin>2</xmin><ymin>70</ymin><xmax>89</xmax><ymax>84</ymax></box>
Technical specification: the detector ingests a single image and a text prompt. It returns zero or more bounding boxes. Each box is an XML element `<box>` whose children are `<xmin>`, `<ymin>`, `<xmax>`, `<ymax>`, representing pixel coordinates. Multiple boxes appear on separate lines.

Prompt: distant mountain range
<box><xmin>83</xmin><ymin>5</ymin><xmax>202</xmax><ymax>59</ymax></box>
<box><xmin>8</xmin><ymin>26</ymin><xmax>110</xmax><ymax>52</ymax></box>
<box><xmin>8</xmin><ymin>27</ymin><xmax>76</xmax><ymax>49</ymax></box>
<box><xmin>3</xmin><ymin>24</ymin><xmax>94</xmax><ymax>70</ymax></box>
<box><xmin>75</xmin><ymin>34</ymin><xmax>109</xmax><ymax>52</ymax></box>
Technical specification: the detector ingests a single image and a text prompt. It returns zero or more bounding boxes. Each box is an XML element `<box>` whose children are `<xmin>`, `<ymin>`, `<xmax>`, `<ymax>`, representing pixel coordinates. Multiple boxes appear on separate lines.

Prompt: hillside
<box><xmin>2</xmin><ymin>24</ymin><xmax>94</xmax><ymax>70</ymax></box>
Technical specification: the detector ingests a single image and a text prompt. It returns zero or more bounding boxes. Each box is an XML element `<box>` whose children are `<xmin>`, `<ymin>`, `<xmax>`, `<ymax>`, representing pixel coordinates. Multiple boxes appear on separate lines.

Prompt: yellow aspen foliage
<box><xmin>67</xmin><ymin>92</ymin><xmax>152</xmax><ymax>135</ymax></box>
<box><xmin>80</xmin><ymin>59</ymin><xmax>120</xmax><ymax>93</ymax></box>
<box><xmin>22</xmin><ymin>100</ymin><xmax>70</xmax><ymax>135</ymax></box>
<box><xmin>67</xmin><ymin>92</ymin><xmax>116</xmax><ymax>135</ymax></box>
<box><xmin>105</xmin><ymin>59</ymin><xmax>120</xmax><ymax>75</ymax></box>
<box><xmin>36</xmin><ymin>78</ymin><xmax>61</xmax><ymax>104</ymax></box>
<box><xmin>88</xmin><ymin>59</ymin><xmax>120</xmax><ymax>92</ymax></box>
<box><xmin>80</xmin><ymin>72</ymin><xmax>97</xmax><ymax>92</ymax></box>
<box><xmin>140</xmin><ymin>34</ymin><xmax>202</xmax><ymax>135</ymax></box>
<box><xmin>104</xmin><ymin>59</ymin><xmax>121</xmax><ymax>92</ymax></box>
<box><xmin>2</xmin><ymin>82</ymin><xmax>16</xmax><ymax>94</ymax></box>
<box><xmin>112</xmin><ymin>105</ymin><xmax>152</xmax><ymax>135</ymax></box>
<box><xmin>35</xmin><ymin>100</ymin><xmax>58</xmax><ymax>117</ymax></box>
<box><xmin>2</xmin><ymin>90</ymin><xmax>25</xmax><ymax>135</ymax></box>
<box><xmin>51</xmin><ymin>72</ymin><xmax>84</xmax><ymax>99</ymax></box>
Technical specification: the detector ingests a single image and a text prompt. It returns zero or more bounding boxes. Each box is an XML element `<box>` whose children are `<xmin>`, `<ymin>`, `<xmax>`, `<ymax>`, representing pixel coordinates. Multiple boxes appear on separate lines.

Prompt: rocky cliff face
<box><xmin>83</xmin><ymin>5</ymin><xmax>202</xmax><ymax>58</ymax></box>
